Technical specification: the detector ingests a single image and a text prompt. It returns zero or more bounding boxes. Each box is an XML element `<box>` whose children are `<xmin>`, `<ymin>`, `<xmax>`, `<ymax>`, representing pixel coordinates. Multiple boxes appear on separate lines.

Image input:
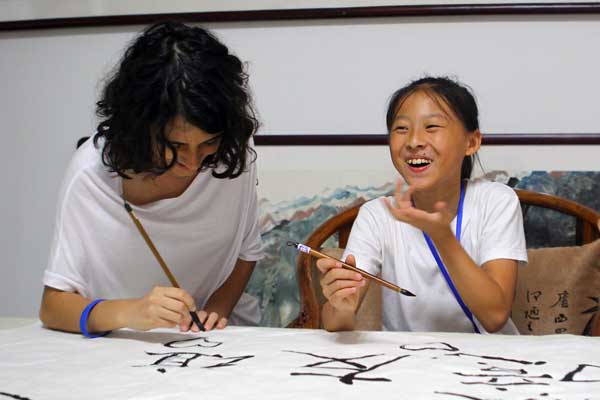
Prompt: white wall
<box><xmin>1</xmin><ymin>14</ymin><xmax>599</xmax><ymax>317</ymax></box>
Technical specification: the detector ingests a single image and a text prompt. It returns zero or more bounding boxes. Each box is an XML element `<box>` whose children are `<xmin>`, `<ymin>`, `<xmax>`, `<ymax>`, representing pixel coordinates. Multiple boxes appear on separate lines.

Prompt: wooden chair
<box><xmin>288</xmin><ymin>189</ymin><xmax>600</xmax><ymax>335</ymax></box>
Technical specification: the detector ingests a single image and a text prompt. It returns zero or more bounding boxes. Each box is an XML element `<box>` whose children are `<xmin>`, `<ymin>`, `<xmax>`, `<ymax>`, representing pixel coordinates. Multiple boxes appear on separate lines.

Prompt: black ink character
<box><xmin>527</xmin><ymin>321</ymin><xmax>534</xmax><ymax>332</ymax></box>
<box><xmin>550</xmin><ymin>290</ymin><xmax>569</xmax><ymax>308</ymax></box>
<box><xmin>164</xmin><ymin>336</ymin><xmax>222</xmax><ymax>348</ymax></box>
<box><xmin>553</xmin><ymin>313</ymin><xmax>568</xmax><ymax>324</ymax></box>
<box><xmin>138</xmin><ymin>351</ymin><xmax>253</xmax><ymax>373</ymax></box>
<box><xmin>560</xmin><ymin>364</ymin><xmax>600</xmax><ymax>382</ymax></box>
<box><xmin>285</xmin><ymin>350</ymin><xmax>409</xmax><ymax>385</ymax></box>
<box><xmin>524</xmin><ymin>306</ymin><xmax>540</xmax><ymax>321</ymax></box>
<box><xmin>0</xmin><ymin>393</ymin><xmax>32</xmax><ymax>400</ymax></box>
<box><xmin>434</xmin><ymin>391</ymin><xmax>497</xmax><ymax>399</ymax></box>
<box><xmin>527</xmin><ymin>290</ymin><xmax>542</xmax><ymax>303</ymax></box>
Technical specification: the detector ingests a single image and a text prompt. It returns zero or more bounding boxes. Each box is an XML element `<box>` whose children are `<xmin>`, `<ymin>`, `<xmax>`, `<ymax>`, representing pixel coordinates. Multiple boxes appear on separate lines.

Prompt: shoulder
<box><xmin>465</xmin><ymin>179</ymin><xmax>524</xmax><ymax>232</ymax></box>
<box><xmin>355</xmin><ymin>196</ymin><xmax>394</xmax><ymax>224</ymax></box>
<box><xmin>466</xmin><ymin>178</ymin><xmax>519</xmax><ymax>207</ymax></box>
<box><xmin>70</xmin><ymin>135</ymin><xmax>104</xmax><ymax>170</ymax></box>
<box><xmin>57</xmin><ymin>136</ymin><xmax>108</xmax><ymax>203</ymax></box>
<box><xmin>360</xmin><ymin>196</ymin><xmax>389</xmax><ymax>214</ymax></box>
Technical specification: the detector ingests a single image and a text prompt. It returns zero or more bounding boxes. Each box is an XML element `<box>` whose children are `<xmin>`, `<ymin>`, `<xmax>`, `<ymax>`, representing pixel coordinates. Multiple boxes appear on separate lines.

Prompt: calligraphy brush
<box><xmin>288</xmin><ymin>241</ymin><xmax>415</xmax><ymax>297</ymax></box>
<box><xmin>124</xmin><ymin>202</ymin><xmax>205</xmax><ymax>331</ymax></box>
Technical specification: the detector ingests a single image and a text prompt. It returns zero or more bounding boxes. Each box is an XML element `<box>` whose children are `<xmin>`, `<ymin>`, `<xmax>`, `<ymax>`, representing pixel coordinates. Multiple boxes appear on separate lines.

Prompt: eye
<box><xmin>394</xmin><ymin>126</ymin><xmax>408</xmax><ymax>134</ymax></box>
<box><xmin>426</xmin><ymin>125</ymin><xmax>441</xmax><ymax>130</ymax></box>
<box><xmin>204</xmin><ymin>136</ymin><xmax>222</xmax><ymax>146</ymax></box>
<box><xmin>168</xmin><ymin>142</ymin><xmax>183</xmax><ymax>149</ymax></box>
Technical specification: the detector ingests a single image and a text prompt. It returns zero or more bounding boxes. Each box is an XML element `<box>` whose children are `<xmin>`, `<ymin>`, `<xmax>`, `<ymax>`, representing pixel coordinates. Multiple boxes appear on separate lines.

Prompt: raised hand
<box><xmin>316</xmin><ymin>254</ymin><xmax>365</xmax><ymax>313</ymax></box>
<box><xmin>383</xmin><ymin>180</ymin><xmax>454</xmax><ymax>240</ymax></box>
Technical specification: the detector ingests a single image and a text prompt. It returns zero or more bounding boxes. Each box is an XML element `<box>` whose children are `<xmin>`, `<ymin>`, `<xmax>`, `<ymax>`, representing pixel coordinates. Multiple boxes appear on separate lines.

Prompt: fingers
<box><xmin>145</xmin><ymin>287</ymin><xmax>196</xmax><ymax>331</ymax></box>
<box><xmin>315</xmin><ymin>257</ymin><xmax>340</xmax><ymax>274</ymax></box>
<box><xmin>216</xmin><ymin>317</ymin><xmax>228</xmax><ymax>330</ymax></box>
<box><xmin>319</xmin><ymin>253</ymin><xmax>364</xmax><ymax>307</ymax></box>
<box><xmin>399</xmin><ymin>182</ymin><xmax>414</xmax><ymax>206</ymax></box>
<box><xmin>317</xmin><ymin>254</ymin><xmax>360</xmax><ymax>286</ymax></box>
<box><xmin>156</xmin><ymin>304</ymin><xmax>185</xmax><ymax>327</ymax></box>
<box><xmin>196</xmin><ymin>310</ymin><xmax>227</xmax><ymax>331</ymax></box>
<box><xmin>344</xmin><ymin>254</ymin><xmax>357</xmax><ymax>267</ymax></box>
<box><xmin>165</xmin><ymin>289</ymin><xmax>197</xmax><ymax>331</ymax></box>
<box><xmin>161</xmin><ymin>287</ymin><xmax>197</xmax><ymax>312</ymax></box>
<box><xmin>316</xmin><ymin>253</ymin><xmax>357</xmax><ymax>273</ymax></box>
<box><xmin>384</xmin><ymin>197</ymin><xmax>419</xmax><ymax>223</ymax></box>
<box><xmin>393</xmin><ymin>180</ymin><xmax>413</xmax><ymax>209</ymax></box>
<box><xmin>135</xmin><ymin>287</ymin><xmax>234</xmax><ymax>333</ymax></box>
<box><xmin>322</xmin><ymin>277</ymin><xmax>365</xmax><ymax>300</ymax></box>
<box><xmin>329</xmin><ymin>287</ymin><xmax>361</xmax><ymax>305</ymax></box>
<box><xmin>321</xmin><ymin>266</ymin><xmax>362</xmax><ymax>287</ymax></box>
<box><xmin>434</xmin><ymin>201</ymin><xmax>450</xmax><ymax>215</ymax></box>
<box><xmin>384</xmin><ymin>181</ymin><xmax>415</xmax><ymax>222</ymax></box>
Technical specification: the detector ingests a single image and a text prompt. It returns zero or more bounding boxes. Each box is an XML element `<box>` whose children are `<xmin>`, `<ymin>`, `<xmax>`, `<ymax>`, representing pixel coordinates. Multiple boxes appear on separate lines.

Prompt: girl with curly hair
<box><xmin>40</xmin><ymin>22</ymin><xmax>263</xmax><ymax>335</ymax></box>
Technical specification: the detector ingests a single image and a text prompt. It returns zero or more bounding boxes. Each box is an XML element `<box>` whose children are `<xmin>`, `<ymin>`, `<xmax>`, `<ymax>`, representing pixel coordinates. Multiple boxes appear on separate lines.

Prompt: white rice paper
<box><xmin>0</xmin><ymin>323</ymin><xmax>598</xmax><ymax>399</ymax></box>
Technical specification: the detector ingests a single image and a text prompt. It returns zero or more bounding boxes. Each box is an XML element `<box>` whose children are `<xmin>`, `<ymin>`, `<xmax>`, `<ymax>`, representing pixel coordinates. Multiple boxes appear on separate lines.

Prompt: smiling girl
<box><xmin>317</xmin><ymin>76</ymin><xmax>527</xmax><ymax>334</ymax></box>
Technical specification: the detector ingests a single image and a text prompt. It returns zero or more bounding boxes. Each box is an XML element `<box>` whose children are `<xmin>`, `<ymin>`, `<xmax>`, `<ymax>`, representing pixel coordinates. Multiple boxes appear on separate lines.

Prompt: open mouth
<box><xmin>405</xmin><ymin>158</ymin><xmax>432</xmax><ymax>170</ymax></box>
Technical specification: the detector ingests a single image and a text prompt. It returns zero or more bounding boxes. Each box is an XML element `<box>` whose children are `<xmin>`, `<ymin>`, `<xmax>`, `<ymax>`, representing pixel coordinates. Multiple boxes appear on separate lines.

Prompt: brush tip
<box><xmin>124</xmin><ymin>202</ymin><xmax>132</xmax><ymax>212</ymax></box>
<box><xmin>401</xmin><ymin>289</ymin><xmax>416</xmax><ymax>297</ymax></box>
<box><xmin>286</xmin><ymin>241</ymin><xmax>299</xmax><ymax>247</ymax></box>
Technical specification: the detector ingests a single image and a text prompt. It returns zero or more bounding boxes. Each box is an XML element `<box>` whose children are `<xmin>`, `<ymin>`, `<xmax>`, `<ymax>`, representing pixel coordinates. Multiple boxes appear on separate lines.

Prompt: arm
<box><xmin>197</xmin><ymin>161</ymin><xmax>263</xmax><ymax>329</ymax></box>
<box><xmin>39</xmin><ymin>285</ymin><xmax>200</xmax><ymax>334</ymax></box>
<box><xmin>428</xmin><ymin>231</ymin><xmax>517</xmax><ymax>332</ymax></box>
<box><xmin>198</xmin><ymin>258</ymin><xmax>256</xmax><ymax>330</ymax></box>
<box><xmin>385</xmin><ymin>183</ymin><xmax>521</xmax><ymax>333</ymax></box>
<box><xmin>318</xmin><ymin>204</ymin><xmax>382</xmax><ymax>332</ymax></box>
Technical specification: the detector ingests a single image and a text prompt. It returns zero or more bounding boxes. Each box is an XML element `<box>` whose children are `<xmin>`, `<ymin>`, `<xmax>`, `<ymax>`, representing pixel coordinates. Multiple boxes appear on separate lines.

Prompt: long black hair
<box><xmin>94</xmin><ymin>21</ymin><xmax>258</xmax><ymax>179</ymax></box>
<box><xmin>386</xmin><ymin>76</ymin><xmax>479</xmax><ymax>180</ymax></box>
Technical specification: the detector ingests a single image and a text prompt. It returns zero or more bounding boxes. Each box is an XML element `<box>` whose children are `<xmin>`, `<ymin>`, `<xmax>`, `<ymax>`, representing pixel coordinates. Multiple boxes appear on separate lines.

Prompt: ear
<box><xmin>465</xmin><ymin>129</ymin><xmax>482</xmax><ymax>156</ymax></box>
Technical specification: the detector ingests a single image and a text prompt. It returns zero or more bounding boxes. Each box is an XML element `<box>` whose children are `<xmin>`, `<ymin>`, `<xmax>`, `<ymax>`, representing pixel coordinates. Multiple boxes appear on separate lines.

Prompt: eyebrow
<box><xmin>169</xmin><ymin>133</ymin><xmax>222</xmax><ymax>145</ymax></box>
<box><xmin>395</xmin><ymin>113</ymin><xmax>449</xmax><ymax>121</ymax></box>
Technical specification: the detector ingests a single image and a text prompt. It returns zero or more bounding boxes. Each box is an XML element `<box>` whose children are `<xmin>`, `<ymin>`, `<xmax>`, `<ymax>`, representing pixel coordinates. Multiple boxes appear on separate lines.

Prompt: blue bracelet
<box><xmin>79</xmin><ymin>299</ymin><xmax>110</xmax><ymax>338</ymax></box>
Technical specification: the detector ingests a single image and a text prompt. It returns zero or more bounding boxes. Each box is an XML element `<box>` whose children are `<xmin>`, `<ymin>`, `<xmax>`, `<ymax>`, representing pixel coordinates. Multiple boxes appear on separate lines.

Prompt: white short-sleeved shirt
<box><xmin>43</xmin><ymin>137</ymin><xmax>264</xmax><ymax>325</ymax></box>
<box><xmin>343</xmin><ymin>179</ymin><xmax>528</xmax><ymax>334</ymax></box>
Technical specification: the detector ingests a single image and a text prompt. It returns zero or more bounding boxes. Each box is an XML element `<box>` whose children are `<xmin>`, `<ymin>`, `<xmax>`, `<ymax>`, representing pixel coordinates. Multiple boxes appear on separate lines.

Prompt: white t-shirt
<box><xmin>43</xmin><ymin>138</ymin><xmax>264</xmax><ymax>325</ymax></box>
<box><xmin>343</xmin><ymin>179</ymin><xmax>528</xmax><ymax>334</ymax></box>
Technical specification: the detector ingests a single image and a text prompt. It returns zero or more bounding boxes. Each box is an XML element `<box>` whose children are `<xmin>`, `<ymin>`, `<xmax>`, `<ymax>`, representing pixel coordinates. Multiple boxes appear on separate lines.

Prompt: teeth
<box><xmin>407</xmin><ymin>158</ymin><xmax>431</xmax><ymax>166</ymax></box>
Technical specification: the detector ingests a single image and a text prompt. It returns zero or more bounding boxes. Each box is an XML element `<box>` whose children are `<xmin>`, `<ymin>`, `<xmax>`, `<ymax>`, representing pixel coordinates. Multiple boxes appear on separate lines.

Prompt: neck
<box><xmin>412</xmin><ymin>180</ymin><xmax>463</xmax><ymax>216</ymax></box>
<box><xmin>122</xmin><ymin>171</ymin><xmax>196</xmax><ymax>206</ymax></box>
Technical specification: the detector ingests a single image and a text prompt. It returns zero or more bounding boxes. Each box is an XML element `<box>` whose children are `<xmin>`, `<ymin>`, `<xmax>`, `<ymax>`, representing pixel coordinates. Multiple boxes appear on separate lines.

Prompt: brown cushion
<box><xmin>311</xmin><ymin>248</ymin><xmax>382</xmax><ymax>331</ymax></box>
<box><xmin>512</xmin><ymin>239</ymin><xmax>600</xmax><ymax>335</ymax></box>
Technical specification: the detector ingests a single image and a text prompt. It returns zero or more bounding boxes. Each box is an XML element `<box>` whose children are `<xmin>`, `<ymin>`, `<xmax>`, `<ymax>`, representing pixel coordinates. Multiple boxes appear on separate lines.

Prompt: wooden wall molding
<box><xmin>2</xmin><ymin>3</ymin><xmax>600</xmax><ymax>31</ymax></box>
<box><xmin>254</xmin><ymin>133</ymin><xmax>600</xmax><ymax>146</ymax></box>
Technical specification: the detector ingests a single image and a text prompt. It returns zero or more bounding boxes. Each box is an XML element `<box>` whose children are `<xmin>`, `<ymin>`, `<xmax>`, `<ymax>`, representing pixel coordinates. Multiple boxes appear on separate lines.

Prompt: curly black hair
<box><xmin>94</xmin><ymin>21</ymin><xmax>258</xmax><ymax>179</ymax></box>
<box><xmin>386</xmin><ymin>76</ymin><xmax>480</xmax><ymax>180</ymax></box>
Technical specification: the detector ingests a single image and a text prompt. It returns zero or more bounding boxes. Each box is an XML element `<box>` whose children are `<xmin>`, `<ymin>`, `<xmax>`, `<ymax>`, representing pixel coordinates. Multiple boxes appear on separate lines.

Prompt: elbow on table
<box><xmin>479</xmin><ymin>309</ymin><xmax>512</xmax><ymax>333</ymax></box>
<box><xmin>38</xmin><ymin>289</ymin><xmax>64</xmax><ymax>330</ymax></box>
<box><xmin>38</xmin><ymin>302</ymin><xmax>54</xmax><ymax>329</ymax></box>
<box><xmin>38</xmin><ymin>298</ymin><xmax>62</xmax><ymax>330</ymax></box>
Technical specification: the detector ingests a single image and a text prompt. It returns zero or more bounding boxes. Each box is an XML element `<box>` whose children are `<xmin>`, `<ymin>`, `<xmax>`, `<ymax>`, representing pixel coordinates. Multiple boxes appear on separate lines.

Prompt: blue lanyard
<box><xmin>421</xmin><ymin>181</ymin><xmax>481</xmax><ymax>334</ymax></box>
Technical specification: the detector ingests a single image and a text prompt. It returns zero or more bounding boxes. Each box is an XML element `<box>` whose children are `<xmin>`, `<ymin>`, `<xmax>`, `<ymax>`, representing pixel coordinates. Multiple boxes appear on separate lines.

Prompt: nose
<box><xmin>180</xmin><ymin>148</ymin><xmax>203</xmax><ymax>170</ymax></box>
<box><xmin>405</xmin><ymin>128</ymin><xmax>426</xmax><ymax>150</ymax></box>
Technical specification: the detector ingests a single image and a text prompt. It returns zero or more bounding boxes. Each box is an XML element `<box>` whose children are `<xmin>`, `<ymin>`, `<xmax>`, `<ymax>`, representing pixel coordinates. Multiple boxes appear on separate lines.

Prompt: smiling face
<box><xmin>163</xmin><ymin>115</ymin><xmax>222</xmax><ymax>179</ymax></box>
<box><xmin>388</xmin><ymin>90</ymin><xmax>481</xmax><ymax>193</ymax></box>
